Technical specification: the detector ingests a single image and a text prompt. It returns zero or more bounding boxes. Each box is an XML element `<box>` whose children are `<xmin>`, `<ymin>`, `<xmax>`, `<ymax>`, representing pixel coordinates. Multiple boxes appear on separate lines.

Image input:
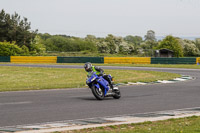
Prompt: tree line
<box><xmin>0</xmin><ymin>9</ymin><xmax>200</xmax><ymax>57</ymax></box>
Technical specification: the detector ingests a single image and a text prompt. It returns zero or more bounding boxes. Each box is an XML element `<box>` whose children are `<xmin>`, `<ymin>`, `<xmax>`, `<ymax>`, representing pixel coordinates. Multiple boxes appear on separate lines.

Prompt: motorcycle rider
<box><xmin>84</xmin><ymin>62</ymin><xmax>113</xmax><ymax>89</ymax></box>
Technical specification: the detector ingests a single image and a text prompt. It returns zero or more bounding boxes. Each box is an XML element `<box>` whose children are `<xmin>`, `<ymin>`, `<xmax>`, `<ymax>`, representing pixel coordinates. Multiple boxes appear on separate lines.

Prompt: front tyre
<box><xmin>91</xmin><ymin>85</ymin><xmax>104</xmax><ymax>100</ymax></box>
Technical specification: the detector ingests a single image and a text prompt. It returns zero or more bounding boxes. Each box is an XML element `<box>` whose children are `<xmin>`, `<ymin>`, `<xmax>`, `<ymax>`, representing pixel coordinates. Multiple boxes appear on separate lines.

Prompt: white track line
<box><xmin>0</xmin><ymin>101</ymin><xmax>32</xmax><ymax>106</ymax></box>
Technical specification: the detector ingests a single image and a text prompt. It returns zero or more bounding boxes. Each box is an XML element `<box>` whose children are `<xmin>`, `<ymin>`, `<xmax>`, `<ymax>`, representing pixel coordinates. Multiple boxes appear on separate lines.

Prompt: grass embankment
<box><xmin>58</xmin><ymin>116</ymin><xmax>200</xmax><ymax>133</ymax></box>
<box><xmin>0</xmin><ymin>66</ymin><xmax>180</xmax><ymax>92</ymax></box>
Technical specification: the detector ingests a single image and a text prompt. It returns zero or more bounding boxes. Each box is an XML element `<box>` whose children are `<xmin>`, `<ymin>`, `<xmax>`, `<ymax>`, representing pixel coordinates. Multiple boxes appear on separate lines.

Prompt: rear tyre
<box><xmin>113</xmin><ymin>89</ymin><xmax>121</xmax><ymax>99</ymax></box>
<box><xmin>91</xmin><ymin>84</ymin><xmax>104</xmax><ymax>100</ymax></box>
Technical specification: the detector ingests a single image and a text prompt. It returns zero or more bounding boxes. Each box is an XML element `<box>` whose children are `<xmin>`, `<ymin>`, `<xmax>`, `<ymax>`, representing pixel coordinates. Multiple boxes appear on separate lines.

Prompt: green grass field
<box><xmin>59</xmin><ymin>116</ymin><xmax>200</xmax><ymax>133</ymax></box>
<box><xmin>0</xmin><ymin>66</ymin><xmax>180</xmax><ymax>92</ymax></box>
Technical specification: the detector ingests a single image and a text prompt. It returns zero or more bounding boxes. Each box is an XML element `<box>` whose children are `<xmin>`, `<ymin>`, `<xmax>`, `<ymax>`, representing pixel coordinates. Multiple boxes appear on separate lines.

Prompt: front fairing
<box><xmin>86</xmin><ymin>72</ymin><xmax>110</xmax><ymax>96</ymax></box>
<box><xmin>86</xmin><ymin>72</ymin><xmax>98</xmax><ymax>85</ymax></box>
<box><xmin>96</xmin><ymin>76</ymin><xmax>110</xmax><ymax>95</ymax></box>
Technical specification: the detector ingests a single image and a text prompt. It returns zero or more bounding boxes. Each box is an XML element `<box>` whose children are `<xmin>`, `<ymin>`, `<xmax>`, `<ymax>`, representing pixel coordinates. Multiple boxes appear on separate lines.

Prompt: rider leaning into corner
<box><xmin>84</xmin><ymin>62</ymin><xmax>114</xmax><ymax>89</ymax></box>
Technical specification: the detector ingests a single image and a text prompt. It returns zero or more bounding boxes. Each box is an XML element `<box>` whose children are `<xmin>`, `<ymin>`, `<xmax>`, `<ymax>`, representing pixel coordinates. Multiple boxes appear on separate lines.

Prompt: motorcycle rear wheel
<box><xmin>113</xmin><ymin>89</ymin><xmax>121</xmax><ymax>99</ymax></box>
<box><xmin>91</xmin><ymin>85</ymin><xmax>105</xmax><ymax>100</ymax></box>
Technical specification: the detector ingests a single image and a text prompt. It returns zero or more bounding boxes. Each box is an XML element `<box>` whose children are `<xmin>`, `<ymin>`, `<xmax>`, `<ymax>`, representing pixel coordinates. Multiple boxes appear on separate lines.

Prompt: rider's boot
<box><xmin>109</xmin><ymin>81</ymin><xmax>118</xmax><ymax>92</ymax></box>
<box><xmin>108</xmin><ymin>79</ymin><xmax>113</xmax><ymax>89</ymax></box>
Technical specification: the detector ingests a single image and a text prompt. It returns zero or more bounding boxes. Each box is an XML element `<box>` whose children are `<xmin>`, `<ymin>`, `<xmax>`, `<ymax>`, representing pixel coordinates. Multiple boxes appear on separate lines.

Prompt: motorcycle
<box><xmin>86</xmin><ymin>72</ymin><xmax>121</xmax><ymax>100</ymax></box>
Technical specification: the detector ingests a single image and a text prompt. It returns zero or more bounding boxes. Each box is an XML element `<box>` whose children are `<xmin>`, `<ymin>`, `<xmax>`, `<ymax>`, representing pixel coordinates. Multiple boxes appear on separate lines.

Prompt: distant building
<box><xmin>155</xmin><ymin>49</ymin><xmax>174</xmax><ymax>57</ymax></box>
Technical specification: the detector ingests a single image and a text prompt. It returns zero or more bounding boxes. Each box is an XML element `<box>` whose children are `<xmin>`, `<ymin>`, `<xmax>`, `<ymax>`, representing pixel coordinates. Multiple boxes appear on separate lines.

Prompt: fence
<box><xmin>104</xmin><ymin>57</ymin><xmax>151</xmax><ymax>64</ymax></box>
<box><xmin>57</xmin><ymin>57</ymin><xmax>104</xmax><ymax>63</ymax></box>
<box><xmin>151</xmin><ymin>57</ymin><xmax>196</xmax><ymax>64</ymax></box>
<box><xmin>0</xmin><ymin>56</ymin><xmax>10</xmax><ymax>62</ymax></box>
<box><xmin>0</xmin><ymin>56</ymin><xmax>199</xmax><ymax>64</ymax></box>
<box><xmin>197</xmin><ymin>57</ymin><xmax>200</xmax><ymax>64</ymax></box>
<box><xmin>10</xmin><ymin>56</ymin><xmax>57</xmax><ymax>63</ymax></box>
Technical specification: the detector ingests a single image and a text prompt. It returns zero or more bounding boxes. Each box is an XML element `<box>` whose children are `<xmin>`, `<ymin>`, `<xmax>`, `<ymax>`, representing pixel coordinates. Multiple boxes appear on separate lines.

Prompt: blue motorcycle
<box><xmin>86</xmin><ymin>72</ymin><xmax>121</xmax><ymax>100</ymax></box>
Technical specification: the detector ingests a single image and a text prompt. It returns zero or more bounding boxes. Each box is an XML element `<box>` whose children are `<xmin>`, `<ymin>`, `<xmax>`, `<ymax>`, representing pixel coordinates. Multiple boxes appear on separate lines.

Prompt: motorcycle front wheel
<box><xmin>91</xmin><ymin>85</ymin><xmax>104</xmax><ymax>100</ymax></box>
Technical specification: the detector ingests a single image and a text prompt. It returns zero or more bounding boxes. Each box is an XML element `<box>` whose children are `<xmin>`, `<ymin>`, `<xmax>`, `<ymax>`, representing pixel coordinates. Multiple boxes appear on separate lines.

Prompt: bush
<box><xmin>182</xmin><ymin>40</ymin><xmax>200</xmax><ymax>56</ymax></box>
<box><xmin>43</xmin><ymin>35</ymin><xmax>97</xmax><ymax>53</ymax></box>
<box><xmin>0</xmin><ymin>41</ymin><xmax>22</xmax><ymax>56</ymax></box>
<box><xmin>158</xmin><ymin>35</ymin><xmax>183</xmax><ymax>57</ymax></box>
<box><xmin>21</xmin><ymin>45</ymin><xmax>30</xmax><ymax>55</ymax></box>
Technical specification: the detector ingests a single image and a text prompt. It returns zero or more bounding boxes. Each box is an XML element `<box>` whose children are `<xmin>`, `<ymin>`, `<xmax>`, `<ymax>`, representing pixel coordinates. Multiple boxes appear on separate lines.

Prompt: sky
<box><xmin>1</xmin><ymin>0</ymin><xmax>200</xmax><ymax>38</ymax></box>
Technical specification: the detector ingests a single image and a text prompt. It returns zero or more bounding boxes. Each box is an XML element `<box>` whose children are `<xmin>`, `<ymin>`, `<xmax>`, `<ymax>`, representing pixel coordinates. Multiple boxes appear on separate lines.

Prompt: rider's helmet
<box><xmin>84</xmin><ymin>62</ymin><xmax>92</xmax><ymax>72</ymax></box>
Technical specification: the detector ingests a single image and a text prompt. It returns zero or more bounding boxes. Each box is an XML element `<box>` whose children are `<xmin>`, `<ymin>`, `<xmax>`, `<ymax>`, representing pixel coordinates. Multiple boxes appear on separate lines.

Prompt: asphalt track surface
<box><xmin>0</xmin><ymin>64</ymin><xmax>200</xmax><ymax>127</ymax></box>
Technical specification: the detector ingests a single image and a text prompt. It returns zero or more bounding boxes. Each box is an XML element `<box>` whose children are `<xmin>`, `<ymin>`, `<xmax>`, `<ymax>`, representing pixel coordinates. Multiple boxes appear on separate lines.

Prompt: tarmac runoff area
<box><xmin>1</xmin><ymin>107</ymin><xmax>200</xmax><ymax>133</ymax></box>
<box><xmin>0</xmin><ymin>75</ymin><xmax>196</xmax><ymax>133</ymax></box>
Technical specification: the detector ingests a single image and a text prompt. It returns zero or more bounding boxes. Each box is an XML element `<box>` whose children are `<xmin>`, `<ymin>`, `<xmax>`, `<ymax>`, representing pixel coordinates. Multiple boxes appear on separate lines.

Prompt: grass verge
<box><xmin>100</xmin><ymin>64</ymin><xmax>200</xmax><ymax>69</ymax></box>
<box><xmin>58</xmin><ymin>116</ymin><xmax>200</xmax><ymax>133</ymax></box>
<box><xmin>0</xmin><ymin>66</ymin><xmax>180</xmax><ymax>92</ymax></box>
<box><xmin>0</xmin><ymin>62</ymin><xmax>200</xmax><ymax>69</ymax></box>
<box><xmin>57</xmin><ymin>63</ymin><xmax>200</xmax><ymax>69</ymax></box>
<box><xmin>2</xmin><ymin>62</ymin><xmax>200</xmax><ymax>69</ymax></box>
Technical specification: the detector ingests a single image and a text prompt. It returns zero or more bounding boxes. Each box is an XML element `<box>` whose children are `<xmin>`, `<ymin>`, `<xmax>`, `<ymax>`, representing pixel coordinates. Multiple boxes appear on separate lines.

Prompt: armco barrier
<box><xmin>0</xmin><ymin>56</ymin><xmax>10</xmax><ymax>62</ymax></box>
<box><xmin>1</xmin><ymin>56</ymin><xmax>199</xmax><ymax>64</ymax></box>
<box><xmin>151</xmin><ymin>57</ymin><xmax>196</xmax><ymax>64</ymax></box>
<box><xmin>197</xmin><ymin>57</ymin><xmax>200</xmax><ymax>64</ymax></box>
<box><xmin>11</xmin><ymin>56</ymin><xmax>57</xmax><ymax>63</ymax></box>
<box><xmin>57</xmin><ymin>57</ymin><xmax>104</xmax><ymax>63</ymax></box>
<box><xmin>104</xmin><ymin>57</ymin><xmax>151</xmax><ymax>64</ymax></box>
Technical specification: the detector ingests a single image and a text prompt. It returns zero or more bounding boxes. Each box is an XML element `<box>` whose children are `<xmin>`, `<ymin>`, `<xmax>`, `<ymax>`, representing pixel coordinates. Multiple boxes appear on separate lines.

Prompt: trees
<box><xmin>158</xmin><ymin>35</ymin><xmax>183</xmax><ymax>57</ymax></box>
<box><xmin>30</xmin><ymin>35</ymin><xmax>46</xmax><ymax>55</ymax></box>
<box><xmin>103</xmin><ymin>34</ymin><xmax>136</xmax><ymax>54</ymax></box>
<box><xmin>124</xmin><ymin>35</ymin><xmax>143</xmax><ymax>45</ymax></box>
<box><xmin>140</xmin><ymin>30</ymin><xmax>158</xmax><ymax>56</ymax></box>
<box><xmin>97</xmin><ymin>41</ymin><xmax>110</xmax><ymax>53</ymax></box>
<box><xmin>0</xmin><ymin>9</ymin><xmax>38</xmax><ymax>55</ymax></box>
<box><xmin>140</xmin><ymin>40</ymin><xmax>158</xmax><ymax>56</ymax></box>
<box><xmin>119</xmin><ymin>42</ymin><xmax>134</xmax><ymax>55</ymax></box>
<box><xmin>195</xmin><ymin>38</ymin><xmax>200</xmax><ymax>51</ymax></box>
<box><xmin>85</xmin><ymin>35</ymin><xmax>97</xmax><ymax>42</ymax></box>
<box><xmin>144</xmin><ymin>30</ymin><xmax>156</xmax><ymax>41</ymax></box>
<box><xmin>105</xmin><ymin>34</ymin><xmax>119</xmax><ymax>54</ymax></box>
<box><xmin>39</xmin><ymin>34</ymin><xmax>98</xmax><ymax>53</ymax></box>
<box><xmin>181</xmin><ymin>39</ymin><xmax>199</xmax><ymax>56</ymax></box>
